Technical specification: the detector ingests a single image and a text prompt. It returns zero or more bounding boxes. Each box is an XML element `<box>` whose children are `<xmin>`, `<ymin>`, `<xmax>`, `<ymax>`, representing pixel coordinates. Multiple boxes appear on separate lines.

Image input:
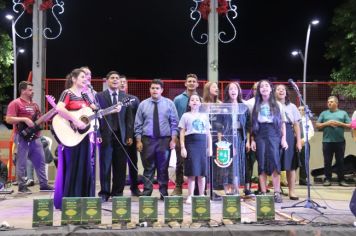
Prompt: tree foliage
<box><xmin>325</xmin><ymin>0</ymin><xmax>356</xmax><ymax>98</ymax></box>
<box><xmin>0</xmin><ymin>0</ymin><xmax>14</xmax><ymax>103</ymax></box>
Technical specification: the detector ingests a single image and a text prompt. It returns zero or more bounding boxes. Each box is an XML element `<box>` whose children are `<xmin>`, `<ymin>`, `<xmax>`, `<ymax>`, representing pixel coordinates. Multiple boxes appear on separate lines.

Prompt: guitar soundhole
<box><xmin>80</xmin><ymin>116</ymin><xmax>90</xmax><ymax>124</ymax></box>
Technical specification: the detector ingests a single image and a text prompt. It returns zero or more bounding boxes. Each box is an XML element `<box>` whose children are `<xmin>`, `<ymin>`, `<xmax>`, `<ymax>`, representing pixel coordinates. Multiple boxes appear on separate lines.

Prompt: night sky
<box><xmin>3</xmin><ymin>0</ymin><xmax>343</xmax><ymax>82</ymax></box>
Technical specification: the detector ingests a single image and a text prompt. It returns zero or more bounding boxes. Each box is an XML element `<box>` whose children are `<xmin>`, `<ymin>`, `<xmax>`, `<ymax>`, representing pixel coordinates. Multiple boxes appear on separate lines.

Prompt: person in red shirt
<box><xmin>6</xmin><ymin>81</ymin><xmax>53</xmax><ymax>194</ymax></box>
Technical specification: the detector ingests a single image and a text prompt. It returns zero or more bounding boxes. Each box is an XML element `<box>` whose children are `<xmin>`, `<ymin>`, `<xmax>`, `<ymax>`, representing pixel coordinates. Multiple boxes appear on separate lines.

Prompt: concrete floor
<box><xmin>0</xmin><ymin>182</ymin><xmax>355</xmax><ymax>230</ymax></box>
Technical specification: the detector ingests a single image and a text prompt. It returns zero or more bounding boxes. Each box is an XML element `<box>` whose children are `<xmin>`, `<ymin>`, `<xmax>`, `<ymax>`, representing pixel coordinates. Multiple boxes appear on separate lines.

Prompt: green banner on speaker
<box><xmin>222</xmin><ymin>195</ymin><xmax>241</xmax><ymax>222</ymax></box>
<box><xmin>81</xmin><ymin>197</ymin><xmax>101</xmax><ymax>225</ymax></box>
<box><xmin>192</xmin><ymin>196</ymin><xmax>210</xmax><ymax>222</ymax></box>
<box><xmin>112</xmin><ymin>197</ymin><xmax>131</xmax><ymax>224</ymax></box>
<box><xmin>32</xmin><ymin>199</ymin><xmax>53</xmax><ymax>227</ymax></box>
<box><xmin>61</xmin><ymin>197</ymin><xmax>82</xmax><ymax>225</ymax></box>
<box><xmin>164</xmin><ymin>196</ymin><xmax>183</xmax><ymax>223</ymax></box>
<box><xmin>256</xmin><ymin>195</ymin><xmax>275</xmax><ymax>220</ymax></box>
<box><xmin>139</xmin><ymin>196</ymin><xmax>158</xmax><ymax>223</ymax></box>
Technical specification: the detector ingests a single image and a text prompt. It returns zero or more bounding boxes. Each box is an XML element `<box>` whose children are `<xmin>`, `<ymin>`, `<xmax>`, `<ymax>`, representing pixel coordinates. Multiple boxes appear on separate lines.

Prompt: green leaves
<box><xmin>325</xmin><ymin>0</ymin><xmax>356</xmax><ymax>99</ymax></box>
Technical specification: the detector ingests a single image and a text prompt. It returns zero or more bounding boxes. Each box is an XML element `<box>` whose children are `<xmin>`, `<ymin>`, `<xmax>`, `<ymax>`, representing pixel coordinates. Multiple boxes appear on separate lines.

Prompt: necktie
<box><xmin>153</xmin><ymin>101</ymin><xmax>160</xmax><ymax>137</ymax></box>
<box><xmin>112</xmin><ymin>92</ymin><xmax>118</xmax><ymax>131</ymax></box>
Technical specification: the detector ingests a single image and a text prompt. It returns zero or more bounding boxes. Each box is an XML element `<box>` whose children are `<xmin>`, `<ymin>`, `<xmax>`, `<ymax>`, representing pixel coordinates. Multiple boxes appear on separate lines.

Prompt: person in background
<box><xmin>250</xmin><ymin>80</ymin><xmax>288</xmax><ymax>203</ymax></box>
<box><xmin>202</xmin><ymin>82</ymin><xmax>223</xmax><ymax>198</ymax></box>
<box><xmin>179</xmin><ymin>93</ymin><xmax>212</xmax><ymax>204</ymax></box>
<box><xmin>6</xmin><ymin>81</ymin><xmax>53</xmax><ymax>194</ymax></box>
<box><xmin>118</xmin><ymin>74</ymin><xmax>142</xmax><ymax>197</ymax></box>
<box><xmin>134</xmin><ymin>79</ymin><xmax>178</xmax><ymax>200</ymax></box>
<box><xmin>298</xmin><ymin>106</ymin><xmax>315</xmax><ymax>185</ymax></box>
<box><xmin>95</xmin><ymin>71</ymin><xmax>132</xmax><ymax>202</ymax></box>
<box><xmin>218</xmin><ymin>82</ymin><xmax>250</xmax><ymax>195</ymax></box>
<box><xmin>316</xmin><ymin>96</ymin><xmax>351</xmax><ymax>187</ymax></box>
<box><xmin>171</xmin><ymin>73</ymin><xmax>200</xmax><ymax>196</ymax></box>
<box><xmin>275</xmin><ymin>84</ymin><xmax>302</xmax><ymax>200</ymax></box>
<box><xmin>243</xmin><ymin>82</ymin><xmax>257</xmax><ymax>196</ymax></box>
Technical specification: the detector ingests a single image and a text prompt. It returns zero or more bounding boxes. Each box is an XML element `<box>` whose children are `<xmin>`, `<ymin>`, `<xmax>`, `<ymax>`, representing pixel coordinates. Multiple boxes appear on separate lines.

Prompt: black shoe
<box><xmin>25</xmin><ymin>179</ymin><xmax>35</xmax><ymax>187</ymax></box>
<box><xmin>323</xmin><ymin>179</ymin><xmax>331</xmax><ymax>186</ymax></box>
<box><xmin>131</xmin><ymin>188</ymin><xmax>142</xmax><ymax>197</ymax></box>
<box><xmin>212</xmin><ymin>192</ymin><xmax>222</xmax><ymax>201</ymax></box>
<box><xmin>40</xmin><ymin>185</ymin><xmax>54</xmax><ymax>192</ymax></box>
<box><xmin>100</xmin><ymin>195</ymin><xmax>109</xmax><ymax>203</ymax></box>
<box><xmin>339</xmin><ymin>181</ymin><xmax>349</xmax><ymax>187</ymax></box>
<box><xmin>18</xmin><ymin>186</ymin><xmax>32</xmax><ymax>194</ymax></box>
<box><xmin>299</xmin><ymin>180</ymin><xmax>307</xmax><ymax>186</ymax></box>
<box><xmin>141</xmin><ymin>191</ymin><xmax>152</xmax><ymax>196</ymax></box>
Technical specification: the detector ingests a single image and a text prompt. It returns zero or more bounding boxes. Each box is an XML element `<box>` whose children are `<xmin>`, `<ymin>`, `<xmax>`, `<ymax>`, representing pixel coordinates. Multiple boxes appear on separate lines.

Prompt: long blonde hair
<box><xmin>202</xmin><ymin>82</ymin><xmax>220</xmax><ymax>103</ymax></box>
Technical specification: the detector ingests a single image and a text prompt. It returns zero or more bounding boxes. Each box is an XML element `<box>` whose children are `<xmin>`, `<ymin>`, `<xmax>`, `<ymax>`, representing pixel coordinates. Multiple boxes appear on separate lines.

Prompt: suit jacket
<box><xmin>96</xmin><ymin>89</ymin><xmax>133</xmax><ymax>147</ymax></box>
<box><xmin>125</xmin><ymin>94</ymin><xmax>140</xmax><ymax>139</ymax></box>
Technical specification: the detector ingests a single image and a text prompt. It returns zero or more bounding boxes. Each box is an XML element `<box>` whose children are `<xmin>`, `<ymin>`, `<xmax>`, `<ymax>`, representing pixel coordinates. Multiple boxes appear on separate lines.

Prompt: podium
<box><xmin>201</xmin><ymin>103</ymin><xmax>249</xmax><ymax>199</ymax></box>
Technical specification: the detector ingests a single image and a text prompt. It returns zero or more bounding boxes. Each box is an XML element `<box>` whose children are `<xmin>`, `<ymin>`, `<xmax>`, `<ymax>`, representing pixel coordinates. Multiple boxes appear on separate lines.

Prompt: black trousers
<box><xmin>99</xmin><ymin>134</ymin><xmax>127</xmax><ymax>197</ymax></box>
<box><xmin>322</xmin><ymin>141</ymin><xmax>345</xmax><ymax>182</ymax></box>
<box><xmin>141</xmin><ymin>136</ymin><xmax>170</xmax><ymax>196</ymax></box>
<box><xmin>125</xmin><ymin>144</ymin><xmax>139</xmax><ymax>191</ymax></box>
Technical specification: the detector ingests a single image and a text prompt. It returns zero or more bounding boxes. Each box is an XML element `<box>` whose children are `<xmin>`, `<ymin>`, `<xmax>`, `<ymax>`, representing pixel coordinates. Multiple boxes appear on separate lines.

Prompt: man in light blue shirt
<box><xmin>134</xmin><ymin>79</ymin><xmax>179</xmax><ymax>199</ymax></box>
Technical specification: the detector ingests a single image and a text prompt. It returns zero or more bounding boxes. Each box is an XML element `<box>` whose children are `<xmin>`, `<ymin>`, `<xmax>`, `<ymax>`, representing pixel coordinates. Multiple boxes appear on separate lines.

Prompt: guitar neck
<box><xmin>34</xmin><ymin>108</ymin><xmax>57</xmax><ymax>126</ymax></box>
<box><xmin>87</xmin><ymin>103</ymin><xmax>123</xmax><ymax>121</ymax></box>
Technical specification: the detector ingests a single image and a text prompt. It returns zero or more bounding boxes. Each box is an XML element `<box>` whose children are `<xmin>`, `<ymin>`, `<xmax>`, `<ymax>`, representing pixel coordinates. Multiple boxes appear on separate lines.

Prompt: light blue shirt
<box><xmin>134</xmin><ymin>96</ymin><xmax>179</xmax><ymax>139</ymax></box>
<box><xmin>173</xmin><ymin>91</ymin><xmax>189</xmax><ymax>119</ymax></box>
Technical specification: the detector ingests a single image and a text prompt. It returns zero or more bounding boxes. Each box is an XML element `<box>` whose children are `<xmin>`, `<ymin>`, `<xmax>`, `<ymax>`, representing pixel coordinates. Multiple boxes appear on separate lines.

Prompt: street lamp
<box><xmin>5</xmin><ymin>14</ymin><xmax>17</xmax><ymax>100</ymax></box>
<box><xmin>302</xmin><ymin>19</ymin><xmax>319</xmax><ymax>103</ymax></box>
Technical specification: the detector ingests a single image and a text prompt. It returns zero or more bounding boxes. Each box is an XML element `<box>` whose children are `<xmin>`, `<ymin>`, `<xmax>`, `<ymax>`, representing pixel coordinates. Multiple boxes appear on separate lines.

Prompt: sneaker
<box><xmin>339</xmin><ymin>181</ymin><xmax>349</xmax><ymax>187</ymax></box>
<box><xmin>18</xmin><ymin>186</ymin><xmax>32</xmax><ymax>194</ymax></box>
<box><xmin>40</xmin><ymin>185</ymin><xmax>54</xmax><ymax>192</ymax></box>
<box><xmin>244</xmin><ymin>189</ymin><xmax>255</xmax><ymax>196</ymax></box>
<box><xmin>25</xmin><ymin>178</ymin><xmax>35</xmax><ymax>187</ymax></box>
<box><xmin>274</xmin><ymin>192</ymin><xmax>283</xmax><ymax>203</ymax></box>
<box><xmin>186</xmin><ymin>196</ymin><xmax>192</xmax><ymax>204</ymax></box>
<box><xmin>323</xmin><ymin>179</ymin><xmax>331</xmax><ymax>186</ymax></box>
<box><xmin>171</xmin><ymin>186</ymin><xmax>183</xmax><ymax>196</ymax></box>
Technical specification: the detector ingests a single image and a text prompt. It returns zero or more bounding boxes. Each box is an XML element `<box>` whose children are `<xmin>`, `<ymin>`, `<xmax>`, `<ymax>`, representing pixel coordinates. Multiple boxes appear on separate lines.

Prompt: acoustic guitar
<box><xmin>46</xmin><ymin>95</ymin><xmax>133</xmax><ymax>147</ymax></box>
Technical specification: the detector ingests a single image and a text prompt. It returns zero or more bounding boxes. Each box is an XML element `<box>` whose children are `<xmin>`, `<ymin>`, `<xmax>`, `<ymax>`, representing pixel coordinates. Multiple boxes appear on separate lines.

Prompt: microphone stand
<box><xmin>281</xmin><ymin>82</ymin><xmax>326</xmax><ymax>214</ymax></box>
<box><xmin>88</xmin><ymin>88</ymin><xmax>100</xmax><ymax>197</ymax></box>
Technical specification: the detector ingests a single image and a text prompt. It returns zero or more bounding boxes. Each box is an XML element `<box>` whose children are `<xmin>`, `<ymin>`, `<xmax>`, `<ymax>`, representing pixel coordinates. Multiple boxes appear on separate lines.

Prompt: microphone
<box><xmin>81</xmin><ymin>92</ymin><xmax>94</xmax><ymax>105</ymax></box>
<box><xmin>288</xmin><ymin>78</ymin><xmax>300</xmax><ymax>92</ymax></box>
<box><xmin>87</xmin><ymin>84</ymin><xmax>94</xmax><ymax>90</ymax></box>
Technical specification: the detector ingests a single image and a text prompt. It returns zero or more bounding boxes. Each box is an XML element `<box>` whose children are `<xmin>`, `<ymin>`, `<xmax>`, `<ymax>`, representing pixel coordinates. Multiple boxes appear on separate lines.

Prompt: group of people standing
<box><xmin>6</xmin><ymin>70</ymin><xmax>353</xmax><ymax>208</ymax></box>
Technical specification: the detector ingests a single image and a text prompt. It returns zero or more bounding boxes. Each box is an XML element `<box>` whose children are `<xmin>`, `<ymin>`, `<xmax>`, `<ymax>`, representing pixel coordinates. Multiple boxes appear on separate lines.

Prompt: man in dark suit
<box><xmin>118</xmin><ymin>75</ymin><xmax>142</xmax><ymax>196</ymax></box>
<box><xmin>96</xmin><ymin>71</ymin><xmax>133</xmax><ymax>202</ymax></box>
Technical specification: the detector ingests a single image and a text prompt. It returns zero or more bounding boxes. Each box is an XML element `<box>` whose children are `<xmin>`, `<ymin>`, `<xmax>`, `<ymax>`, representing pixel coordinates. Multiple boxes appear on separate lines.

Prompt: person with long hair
<box><xmin>53</xmin><ymin>68</ymin><xmax>116</xmax><ymax>209</ymax></box>
<box><xmin>275</xmin><ymin>84</ymin><xmax>302</xmax><ymax>200</ymax></box>
<box><xmin>179</xmin><ymin>93</ymin><xmax>212</xmax><ymax>204</ymax></box>
<box><xmin>202</xmin><ymin>82</ymin><xmax>224</xmax><ymax>198</ymax></box>
<box><xmin>218</xmin><ymin>82</ymin><xmax>250</xmax><ymax>195</ymax></box>
<box><xmin>250</xmin><ymin>80</ymin><xmax>288</xmax><ymax>203</ymax></box>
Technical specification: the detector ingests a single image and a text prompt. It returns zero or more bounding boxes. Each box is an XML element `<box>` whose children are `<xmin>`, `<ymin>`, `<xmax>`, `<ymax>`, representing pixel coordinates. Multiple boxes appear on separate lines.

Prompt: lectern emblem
<box><xmin>215</xmin><ymin>141</ymin><xmax>232</xmax><ymax>168</ymax></box>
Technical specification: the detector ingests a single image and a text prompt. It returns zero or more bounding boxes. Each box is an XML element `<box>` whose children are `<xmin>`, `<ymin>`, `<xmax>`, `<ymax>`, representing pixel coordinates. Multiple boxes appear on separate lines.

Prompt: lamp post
<box><xmin>302</xmin><ymin>19</ymin><xmax>319</xmax><ymax>103</ymax></box>
<box><xmin>5</xmin><ymin>14</ymin><xmax>18</xmax><ymax>100</ymax></box>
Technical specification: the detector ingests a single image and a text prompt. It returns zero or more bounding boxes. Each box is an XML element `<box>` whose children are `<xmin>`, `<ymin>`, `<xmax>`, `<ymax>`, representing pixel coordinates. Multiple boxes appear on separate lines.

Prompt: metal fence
<box><xmin>44</xmin><ymin>79</ymin><xmax>356</xmax><ymax>123</ymax></box>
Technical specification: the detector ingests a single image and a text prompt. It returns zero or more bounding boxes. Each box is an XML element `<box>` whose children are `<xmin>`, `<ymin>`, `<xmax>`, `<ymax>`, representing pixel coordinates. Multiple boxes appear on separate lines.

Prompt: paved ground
<box><xmin>0</xmin><ymin>182</ymin><xmax>355</xmax><ymax>230</ymax></box>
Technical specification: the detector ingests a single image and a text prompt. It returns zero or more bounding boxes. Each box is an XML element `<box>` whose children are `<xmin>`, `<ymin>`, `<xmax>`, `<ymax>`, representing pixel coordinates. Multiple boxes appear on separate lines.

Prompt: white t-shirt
<box><xmin>257</xmin><ymin>101</ymin><xmax>286</xmax><ymax>123</ymax></box>
<box><xmin>178</xmin><ymin>112</ymin><xmax>211</xmax><ymax>136</ymax></box>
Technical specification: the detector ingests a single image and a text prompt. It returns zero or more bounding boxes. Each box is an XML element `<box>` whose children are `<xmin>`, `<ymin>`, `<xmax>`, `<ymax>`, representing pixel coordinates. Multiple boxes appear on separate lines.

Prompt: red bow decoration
<box><xmin>23</xmin><ymin>0</ymin><xmax>53</xmax><ymax>14</ymax></box>
<box><xmin>216</xmin><ymin>0</ymin><xmax>228</xmax><ymax>15</ymax></box>
<box><xmin>199</xmin><ymin>0</ymin><xmax>229</xmax><ymax>20</ymax></box>
<box><xmin>199</xmin><ymin>0</ymin><xmax>211</xmax><ymax>20</ymax></box>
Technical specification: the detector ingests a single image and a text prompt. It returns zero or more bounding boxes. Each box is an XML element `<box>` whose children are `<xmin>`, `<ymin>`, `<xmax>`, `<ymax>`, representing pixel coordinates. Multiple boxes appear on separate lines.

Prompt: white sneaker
<box><xmin>186</xmin><ymin>196</ymin><xmax>192</xmax><ymax>204</ymax></box>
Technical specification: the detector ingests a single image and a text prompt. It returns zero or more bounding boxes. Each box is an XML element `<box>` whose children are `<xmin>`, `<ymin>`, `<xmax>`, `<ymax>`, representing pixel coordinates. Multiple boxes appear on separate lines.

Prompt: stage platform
<box><xmin>0</xmin><ymin>183</ymin><xmax>355</xmax><ymax>235</ymax></box>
